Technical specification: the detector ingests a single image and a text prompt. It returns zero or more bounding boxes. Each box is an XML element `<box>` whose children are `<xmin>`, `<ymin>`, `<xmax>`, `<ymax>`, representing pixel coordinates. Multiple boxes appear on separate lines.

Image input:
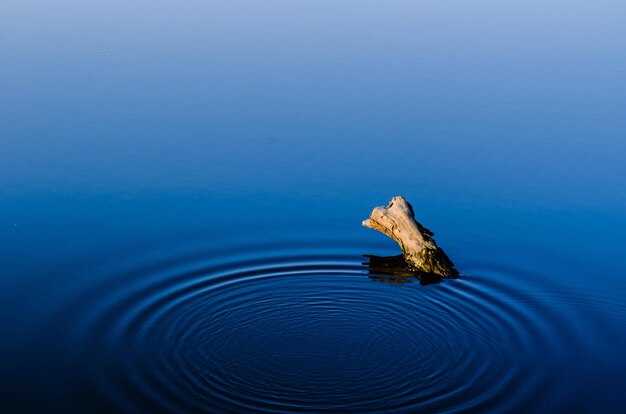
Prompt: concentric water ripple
<box><xmin>54</xmin><ymin>238</ymin><xmax>606</xmax><ymax>413</ymax></box>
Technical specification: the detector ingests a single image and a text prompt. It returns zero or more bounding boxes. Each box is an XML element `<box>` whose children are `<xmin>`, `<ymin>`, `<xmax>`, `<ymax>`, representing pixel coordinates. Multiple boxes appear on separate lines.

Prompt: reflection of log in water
<box><xmin>363</xmin><ymin>255</ymin><xmax>446</xmax><ymax>285</ymax></box>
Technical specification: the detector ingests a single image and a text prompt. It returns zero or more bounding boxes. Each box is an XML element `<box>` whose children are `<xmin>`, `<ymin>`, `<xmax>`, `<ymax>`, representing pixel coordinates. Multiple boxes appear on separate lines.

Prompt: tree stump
<box><xmin>362</xmin><ymin>196</ymin><xmax>458</xmax><ymax>277</ymax></box>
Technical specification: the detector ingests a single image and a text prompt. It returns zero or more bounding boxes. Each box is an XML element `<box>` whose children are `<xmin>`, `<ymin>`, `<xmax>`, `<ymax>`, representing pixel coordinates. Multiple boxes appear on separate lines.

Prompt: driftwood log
<box><xmin>362</xmin><ymin>196</ymin><xmax>458</xmax><ymax>277</ymax></box>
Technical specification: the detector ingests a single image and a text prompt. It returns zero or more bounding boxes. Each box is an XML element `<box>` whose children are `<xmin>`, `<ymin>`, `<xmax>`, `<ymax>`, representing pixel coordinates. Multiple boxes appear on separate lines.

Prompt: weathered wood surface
<box><xmin>362</xmin><ymin>196</ymin><xmax>458</xmax><ymax>277</ymax></box>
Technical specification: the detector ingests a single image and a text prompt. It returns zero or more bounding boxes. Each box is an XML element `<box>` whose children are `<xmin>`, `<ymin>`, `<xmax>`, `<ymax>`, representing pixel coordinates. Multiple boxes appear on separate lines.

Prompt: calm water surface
<box><xmin>2</xmin><ymin>1</ymin><xmax>626</xmax><ymax>412</ymax></box>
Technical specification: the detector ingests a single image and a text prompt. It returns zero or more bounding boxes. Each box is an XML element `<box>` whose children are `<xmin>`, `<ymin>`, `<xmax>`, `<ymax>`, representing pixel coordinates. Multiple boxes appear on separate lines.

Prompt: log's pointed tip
<box><xmin>362</xmin><ymin>219</ymin><xmax>372</xmax><ymax>228</ymax></box>
<box><xmin>389</xmin><ymin>195</ymin><xmax>408</xmax><ymax>207</ymax></box>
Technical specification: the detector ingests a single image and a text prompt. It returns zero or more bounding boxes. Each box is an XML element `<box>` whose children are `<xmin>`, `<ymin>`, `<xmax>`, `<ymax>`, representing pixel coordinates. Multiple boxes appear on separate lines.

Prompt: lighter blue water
<box><xmin>1</xmin><ymin>1</ymin><xmax>626</xmax><ymax>413</ymax></box>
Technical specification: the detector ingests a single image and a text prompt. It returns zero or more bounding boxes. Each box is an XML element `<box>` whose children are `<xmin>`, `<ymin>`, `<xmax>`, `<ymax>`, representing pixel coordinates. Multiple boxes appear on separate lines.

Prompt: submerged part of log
<box><xmin>364</xmin><ymin>254</ymin><xmax>443</xmax><ymax>285</ymax></box>
<box><xmin>362</xmin><ymin>196</ymin><xmax>458</xmax><ymax>277</ymax></box>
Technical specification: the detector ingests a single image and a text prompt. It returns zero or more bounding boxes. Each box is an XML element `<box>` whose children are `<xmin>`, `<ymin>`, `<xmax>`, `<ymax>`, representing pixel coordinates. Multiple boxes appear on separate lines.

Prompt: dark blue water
<box><xmin>2</xmin><ymin>1</ymin><xmax>626</xmax><ymax>412</ymax></box>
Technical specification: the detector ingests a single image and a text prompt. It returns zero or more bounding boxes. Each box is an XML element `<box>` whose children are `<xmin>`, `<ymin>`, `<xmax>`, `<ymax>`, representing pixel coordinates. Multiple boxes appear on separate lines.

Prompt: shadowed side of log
<box><xmin>362</xmin><ymin>196</ymin><xmax>458</xmax><ymax>277</ymax></box>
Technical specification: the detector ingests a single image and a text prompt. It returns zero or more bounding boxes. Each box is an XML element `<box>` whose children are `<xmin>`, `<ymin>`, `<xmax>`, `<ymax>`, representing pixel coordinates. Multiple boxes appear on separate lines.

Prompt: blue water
<box><xmin>2</xmin><ymin>1</ymin><xmax>626</xmax><ymax>412</ymax></box>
